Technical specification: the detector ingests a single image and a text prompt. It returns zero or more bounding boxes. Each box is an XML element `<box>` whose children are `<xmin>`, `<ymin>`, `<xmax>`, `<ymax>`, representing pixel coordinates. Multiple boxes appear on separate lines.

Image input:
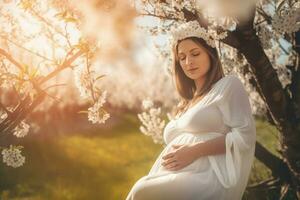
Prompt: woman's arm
<box><xmin>190</xmin><ymin>135</ymin><xmax>226</xmax><ymax>160</ymax></box>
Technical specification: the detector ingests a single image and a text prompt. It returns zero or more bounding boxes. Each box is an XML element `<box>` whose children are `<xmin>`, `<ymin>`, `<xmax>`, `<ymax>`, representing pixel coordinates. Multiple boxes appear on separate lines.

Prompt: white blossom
<box><xmin>95</xmin><ymin>90</ymin><xmax>107</xmax><ymax>107</ymax></box>
<box><xmin>0</xmin><ymin>107</ymin><xmax>15</xmax><ymax>122</ymax></box>
<box><xmin>13</xmin><ymin>121</ymin><xmax>30</xmax><ymax>138</ymax></box>
<box><xmin>272</xmin><ymin>7</ymin><xmax>300</xmax><ymax>34</ymax></box>
<box><xmin>0</xmin><ymin>111</ymin><xmax>8</xmax><ymax>122</ymax></box>
<box><xmin>87</xmin><ymin>91</ymin><xmax>110</xmax><ymax>124</ymax></box>
<box><xmin>137</xmin><ymin>100</ymin><xmax>166</xmax><ymax>144</ymax></box>
<box><xmin>171</xmin><ymin>0</ymin><xmax>184</xmax><ymax>10</ymax></box>
<box><xmin>2</xmin><ymin>145</ymin><xmax>25</xmax><ymax>168</ymax></box>
<box><xmin>142</xmin><ymin>99</ymin><xmax>154</xmax><ymax>110</ymax></box>
<box><xmin>88</xmin><ymin>108</ymin><xmax>110</xmax><ymax>124</ymax></box>
<box><xmin>73</xmin><ymin>66</ymin><xmax>92</xmax><ymax>98</ymax></box>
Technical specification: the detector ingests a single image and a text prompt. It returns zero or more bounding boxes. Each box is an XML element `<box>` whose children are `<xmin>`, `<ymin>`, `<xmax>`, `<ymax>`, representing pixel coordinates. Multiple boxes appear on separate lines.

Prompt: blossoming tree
<box><xmin>0</xmin><ymin>0</ymin><xmax>137</xmax><ymax>167</ymax></box>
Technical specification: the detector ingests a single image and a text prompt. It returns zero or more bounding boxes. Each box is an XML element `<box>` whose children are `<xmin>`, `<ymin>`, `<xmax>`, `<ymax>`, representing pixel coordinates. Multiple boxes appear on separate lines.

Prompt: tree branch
<box><xmin>38</xmin><ymin>49</ymin><xmax>84</xmax><ymax>85</ymax></box>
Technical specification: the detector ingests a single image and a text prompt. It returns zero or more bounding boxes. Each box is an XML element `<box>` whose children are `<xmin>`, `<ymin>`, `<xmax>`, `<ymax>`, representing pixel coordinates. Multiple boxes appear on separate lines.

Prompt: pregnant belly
<box><xmin>146</xmin><ymin>132</ymin><xmax>223</xmax><ymax>180</ymax></box>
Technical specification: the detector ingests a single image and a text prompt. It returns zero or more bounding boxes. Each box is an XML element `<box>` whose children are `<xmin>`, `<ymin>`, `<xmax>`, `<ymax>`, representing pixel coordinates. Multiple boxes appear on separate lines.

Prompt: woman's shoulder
<box><xmin>218</xmin><ymin>75</ymin><xmax>244</xmax><ymax>90</ymax></box>
<box><xmin>214</xmin><ymin>75</ymin><xmax>247</xmax><ymax>101</ymax></box>
<box><xmin>221</xmin><ymin>75</ymin><xmax>242</xmax><ymax>84</ymax></box>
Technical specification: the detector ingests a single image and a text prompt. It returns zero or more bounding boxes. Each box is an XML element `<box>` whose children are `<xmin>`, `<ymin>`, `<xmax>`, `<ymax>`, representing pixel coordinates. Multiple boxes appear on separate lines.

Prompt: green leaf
<box><xmin>95</xmin><ymin>74</ymin><xmax>107</xmax><ymax>81</ymax></box>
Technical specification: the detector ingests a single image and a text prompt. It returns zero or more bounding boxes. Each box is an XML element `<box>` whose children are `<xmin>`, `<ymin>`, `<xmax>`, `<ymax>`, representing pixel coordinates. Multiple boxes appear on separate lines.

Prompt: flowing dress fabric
<box><xmin>126</xmin><ymin>75</ymin><xmax>256</xmax><ymax>200</ymax></box>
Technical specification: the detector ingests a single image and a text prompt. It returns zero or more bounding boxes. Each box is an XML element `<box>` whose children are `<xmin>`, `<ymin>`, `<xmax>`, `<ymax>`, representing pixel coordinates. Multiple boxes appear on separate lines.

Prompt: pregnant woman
<box><xmin>126</xmin><ymin>21</ymin><xmax>256</xmax><ymax>200</ymax></box>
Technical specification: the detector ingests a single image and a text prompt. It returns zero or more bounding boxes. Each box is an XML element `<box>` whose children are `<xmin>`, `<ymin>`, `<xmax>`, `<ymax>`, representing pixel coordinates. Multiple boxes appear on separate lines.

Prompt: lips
<box><xmin>188</xmin><ymin>68</ymin><xmax>198</xmax><ymax>72</ymax></box>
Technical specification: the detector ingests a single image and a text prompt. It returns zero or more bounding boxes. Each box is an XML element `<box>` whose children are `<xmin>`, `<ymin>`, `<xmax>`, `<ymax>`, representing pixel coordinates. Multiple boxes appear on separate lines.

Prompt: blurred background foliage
<box><xmin>0</xmin><ymin>112</ymin><xmax>283</xmax><ymax>199</ymax></box>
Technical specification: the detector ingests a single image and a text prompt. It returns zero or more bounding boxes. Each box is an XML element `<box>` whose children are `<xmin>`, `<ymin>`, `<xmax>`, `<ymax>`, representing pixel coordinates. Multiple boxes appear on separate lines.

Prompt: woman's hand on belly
<box><xmin>161</xmin><ymin>144</ymin><xmax>197</xmax><ymax>171</ymax></box>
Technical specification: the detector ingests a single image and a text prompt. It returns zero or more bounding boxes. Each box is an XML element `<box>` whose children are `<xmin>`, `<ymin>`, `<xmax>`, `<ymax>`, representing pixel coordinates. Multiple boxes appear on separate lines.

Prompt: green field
<box><xmin>0</xmin><ymin>113</ymin><xmax>283</xmax><ymax>199</ymax></box>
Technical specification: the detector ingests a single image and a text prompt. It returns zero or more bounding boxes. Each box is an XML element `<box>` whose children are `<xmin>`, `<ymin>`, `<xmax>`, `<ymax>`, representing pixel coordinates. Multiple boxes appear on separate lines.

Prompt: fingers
<box><xmin>162</xmin><ymin>160</ymin><xmax>179</xmax><ymax>170</ymax></box>
<box><xmin>162</xmin><ymin>152</ymin><xmax>175</xmax><ymax>160</ymax></box>
<box><xmin>162</xmin><ymin>158</ymin><xmax>176</xmax><ymax>166</ymax></box>
<box><xmin>168</xmin><ymin>165</ymin><xmax>180</xmax><ymax>171</ymax></box>
<box><xmin>165</xmin><ymin>162</ymin><xmax>181</xmax><ymax>171</ymax></box>
<box><xmin>161</xmin><ymin>146</ymin><xmax>183</xmax><ymax>171</ymax></box>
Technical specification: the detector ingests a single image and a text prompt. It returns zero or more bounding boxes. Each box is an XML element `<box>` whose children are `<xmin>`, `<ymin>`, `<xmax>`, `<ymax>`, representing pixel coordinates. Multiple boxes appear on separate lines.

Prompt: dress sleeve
<box><xmin>209</xmin><ymin>76</ymin><xmax>256</xmax><ymax>189</ymax></box>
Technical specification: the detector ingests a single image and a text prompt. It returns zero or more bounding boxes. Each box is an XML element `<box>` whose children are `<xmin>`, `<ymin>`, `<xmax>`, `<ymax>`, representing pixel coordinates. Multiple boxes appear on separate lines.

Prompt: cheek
<box><xmin>199</xmin><ymin>55</ymin><xmax>211</xmax><ymax>69</ymax></box>
<box><xmin>179</xmin><ymin>61</ymin><xmax>187</xmax><ymax>70</ymax></box>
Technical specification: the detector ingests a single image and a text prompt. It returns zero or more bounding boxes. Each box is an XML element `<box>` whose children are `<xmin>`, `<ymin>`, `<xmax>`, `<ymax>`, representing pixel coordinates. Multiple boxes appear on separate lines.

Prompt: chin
<box><xmin>187</xmin><ymin>74</ymin><xmax>202</xmax><ymax>80</ymax></box>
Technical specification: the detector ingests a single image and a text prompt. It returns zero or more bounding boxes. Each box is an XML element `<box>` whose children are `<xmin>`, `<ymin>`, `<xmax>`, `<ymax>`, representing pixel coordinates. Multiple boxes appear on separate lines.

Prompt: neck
<box><xmin>194</xmin><ymin>77</ymin><xmax>206</xmax><ymax>93</ymax></box>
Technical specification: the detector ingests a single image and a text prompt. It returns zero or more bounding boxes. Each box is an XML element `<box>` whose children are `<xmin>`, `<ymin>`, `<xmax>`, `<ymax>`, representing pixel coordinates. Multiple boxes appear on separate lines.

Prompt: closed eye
<box><xmin>179</xmin><ymin>53</ymin><xmax>200</xmax><ymax>61</ymax></box>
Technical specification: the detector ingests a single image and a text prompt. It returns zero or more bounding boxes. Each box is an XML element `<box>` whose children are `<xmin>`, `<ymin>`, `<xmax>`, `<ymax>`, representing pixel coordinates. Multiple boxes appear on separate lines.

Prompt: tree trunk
<box><xmin>236</xmin><ymin>21</ymin><xmax>300</xmax><ymax>198</ymax></box>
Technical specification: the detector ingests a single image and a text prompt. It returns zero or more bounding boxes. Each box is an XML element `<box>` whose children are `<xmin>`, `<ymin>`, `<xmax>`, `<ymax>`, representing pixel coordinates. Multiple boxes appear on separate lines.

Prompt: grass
<box><xmin>0</xmin><ymin>113</ymin><xmax>283</xmax><ymax>200</ymax></box>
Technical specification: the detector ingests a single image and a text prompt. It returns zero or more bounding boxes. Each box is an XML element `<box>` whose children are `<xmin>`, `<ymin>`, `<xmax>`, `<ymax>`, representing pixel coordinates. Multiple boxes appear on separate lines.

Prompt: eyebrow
<box><xmin>178</xmin><ymin>48</ymin><xmax>200</xmax><ymax>55</ymax></box>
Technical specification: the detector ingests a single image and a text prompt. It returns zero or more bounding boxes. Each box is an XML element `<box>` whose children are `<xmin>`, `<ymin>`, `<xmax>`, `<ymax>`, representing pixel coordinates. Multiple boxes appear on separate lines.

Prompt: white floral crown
<box><xmin>168</xmin><ymin>20</ymin><xmax>228</xmax><ymax>50</ymax></box>
<box><xmin>164</xmin><ymin>20</ymin><xmax>228</xmax><ymax>76</ymax></box>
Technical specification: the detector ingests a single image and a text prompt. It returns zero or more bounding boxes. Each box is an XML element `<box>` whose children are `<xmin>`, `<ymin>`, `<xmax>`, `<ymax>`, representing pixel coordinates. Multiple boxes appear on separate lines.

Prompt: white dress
<box><xmin>126</xmin><ymin>75</ymin><xmax>256</xmax><ymax>200</ymax></box>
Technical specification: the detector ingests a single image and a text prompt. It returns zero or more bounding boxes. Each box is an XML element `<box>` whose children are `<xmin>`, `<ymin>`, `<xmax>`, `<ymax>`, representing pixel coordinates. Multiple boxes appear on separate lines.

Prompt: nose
<box><xmin>185</xmin><ymin>55</ymin><xmax>193</xmax><ymax>67</ymax></box>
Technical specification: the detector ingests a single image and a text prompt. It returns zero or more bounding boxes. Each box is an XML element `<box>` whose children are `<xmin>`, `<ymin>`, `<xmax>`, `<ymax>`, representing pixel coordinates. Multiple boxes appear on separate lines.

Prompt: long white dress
<box><xmin>126</xmin><ymin>75</ymin><xmax>257</xmax><ymax>200</ymax></box>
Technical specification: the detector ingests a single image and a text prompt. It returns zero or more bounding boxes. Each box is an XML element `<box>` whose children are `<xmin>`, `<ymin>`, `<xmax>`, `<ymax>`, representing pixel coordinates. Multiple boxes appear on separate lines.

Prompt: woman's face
<box><xmin>177</xmin><ymin>39</ymin><xmax>211</xmax><ymax>80</ymax></box>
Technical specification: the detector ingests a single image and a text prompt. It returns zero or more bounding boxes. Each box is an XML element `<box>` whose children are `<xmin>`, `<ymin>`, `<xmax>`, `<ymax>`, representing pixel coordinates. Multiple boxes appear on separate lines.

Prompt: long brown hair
<box><xmin>172</xmin><ymin>36</ymin><xmax>225</xmax><ymax>117</ymax></box>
